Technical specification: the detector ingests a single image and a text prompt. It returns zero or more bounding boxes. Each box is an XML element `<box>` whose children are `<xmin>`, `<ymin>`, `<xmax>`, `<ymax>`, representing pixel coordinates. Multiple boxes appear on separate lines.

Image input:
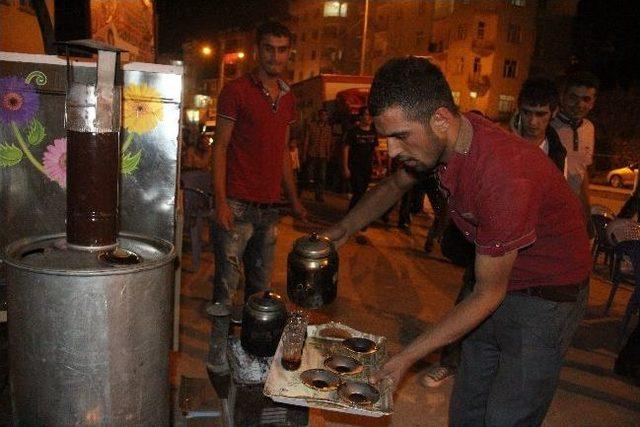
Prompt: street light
<box><xmin>201</xmin><ymin>45</ymin><xmax>212</xmax><ymax>56</ymax></box>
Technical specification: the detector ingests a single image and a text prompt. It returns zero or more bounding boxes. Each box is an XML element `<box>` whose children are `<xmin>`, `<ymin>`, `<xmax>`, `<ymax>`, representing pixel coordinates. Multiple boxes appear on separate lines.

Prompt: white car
<box><xmin>607</xmin><ymin>163</ymin><xmax>638</xmax><ymax>188</ymax></box>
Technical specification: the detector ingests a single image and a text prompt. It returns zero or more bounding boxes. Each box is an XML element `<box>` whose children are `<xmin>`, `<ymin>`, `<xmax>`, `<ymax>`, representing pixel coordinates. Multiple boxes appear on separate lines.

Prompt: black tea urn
<box><xmin>240</xmin><ymin>291</ymin><xmax>288</xmax><ymax>357</ymax></box>
<box><xmin>287</xmin><ymin>233</ymin><xmax>339</xmax><ymax>309</ymax></box>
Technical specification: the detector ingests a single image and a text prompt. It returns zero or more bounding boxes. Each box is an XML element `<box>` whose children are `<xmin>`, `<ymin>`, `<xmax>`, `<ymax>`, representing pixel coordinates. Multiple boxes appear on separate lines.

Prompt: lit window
<box><xmin>324</xmin><ymin>2</ymin><xmax>348</xmax><ymax>17</ymax></box>
<box><xmin>503</xmin><ymin>59</ymin><xmax>517</xmax><ymax>78</ymax></box>
<box><xmin>477</xmin><ymin>21</ymin><xmax>485</xmax><ymax>39</ymax></box>
<box><xmin>508</xmin><ymin>0</ymin><xmax>526</xmax><ymax>6</ymax></box>
<box><xmin>469</xmin><ymin>91</ymin><xmax>478</xmax><ymax>99</ymax></box>
<box><xmin>498</xmin><ymin>95</ymin><xmax>516</xmax><ymax>112</ymax></box>
<box><xmin>451</xmin><ymin>91</ymin><xmax>461</xmax><ymax>105</ymax></box>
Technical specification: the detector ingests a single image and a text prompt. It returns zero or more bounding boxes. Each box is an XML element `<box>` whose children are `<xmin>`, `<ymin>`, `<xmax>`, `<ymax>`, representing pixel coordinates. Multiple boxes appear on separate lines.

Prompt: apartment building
<box><xmin>289</xmin><ymin>0</ymin><xmax>365</xmax><ymax>80</ymax></box>
<box><xmin>429</xmin><ymin>0</ymin><xmax>537</xmax><ymax>119</ymax></box>
<box><xmin>0</xmin><ymin>0</ymin><xmax>54</xmax><ymax>54</ymax></box>
<box><xmin>289</xmin><ymin>1</ymin><xmax>542</xmax><ymax>119</ymax></box>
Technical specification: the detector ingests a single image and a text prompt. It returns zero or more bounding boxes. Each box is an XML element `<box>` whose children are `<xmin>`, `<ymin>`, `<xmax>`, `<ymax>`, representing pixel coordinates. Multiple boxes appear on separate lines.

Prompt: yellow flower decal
<box><xmin>123</xmin><ymin>83</ymin><xmax>164</xmax><ymax>134</ymax></box>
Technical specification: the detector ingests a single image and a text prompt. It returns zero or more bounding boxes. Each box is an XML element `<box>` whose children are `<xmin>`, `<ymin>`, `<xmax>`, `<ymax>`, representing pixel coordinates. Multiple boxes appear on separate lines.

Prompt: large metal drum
<box><xmin>4</xmin><ymin>232</ymin><xmax>175</xmax><ymax>426</ymax></box>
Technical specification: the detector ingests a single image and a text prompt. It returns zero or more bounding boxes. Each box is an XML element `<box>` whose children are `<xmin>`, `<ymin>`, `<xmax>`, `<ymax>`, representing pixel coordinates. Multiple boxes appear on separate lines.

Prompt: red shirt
<box><xmin>438</xmin><ymin>113</ymin><xmax>591</xmax><ymax>290</ymax></box>
<box><xmin>217</xmin><ymin>73</ymin><xmax>296</xmax><ymax>203</ymax></box>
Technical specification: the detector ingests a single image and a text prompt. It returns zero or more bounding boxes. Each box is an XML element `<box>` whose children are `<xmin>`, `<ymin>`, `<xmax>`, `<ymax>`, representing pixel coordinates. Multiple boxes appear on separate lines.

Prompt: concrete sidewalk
<box><xmin>174</xmin><ymin>191</ymin><xmax>639</xmax><ymax>426</ymax></box>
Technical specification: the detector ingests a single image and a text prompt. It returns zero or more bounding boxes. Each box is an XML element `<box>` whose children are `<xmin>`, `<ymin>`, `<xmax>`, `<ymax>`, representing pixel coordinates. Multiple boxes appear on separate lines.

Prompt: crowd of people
<box><xmin>193</xmin><ymin>19</ymin><xmax>638</xmax><ymax>426</ymax></box>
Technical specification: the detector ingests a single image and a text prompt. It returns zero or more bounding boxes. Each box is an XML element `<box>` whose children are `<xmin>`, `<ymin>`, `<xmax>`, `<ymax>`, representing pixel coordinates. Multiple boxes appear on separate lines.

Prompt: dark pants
<box><xmin>348</xmin><ymin>167</ymin><xmax>372</xmax><ymax>211</ymax></box>
<box><xmin>309</xmin><ymin>157</ymin><xmax>328</xmax><ymax>198</ymax></box>
<box><xmin>449</xmin><ymin>281</ymin><xmax>588</xmax><ymax>426</ymax></box>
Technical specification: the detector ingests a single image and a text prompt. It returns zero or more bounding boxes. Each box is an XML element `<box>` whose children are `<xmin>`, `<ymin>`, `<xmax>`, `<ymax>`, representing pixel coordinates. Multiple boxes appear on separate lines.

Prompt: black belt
<box><xmin>512</xmin><ymin>281</ymin><xmax>587</xmax><ymax>303</ymax></box>
<box><xmin>228</xmin><ymin>197</ymin><xmax>282</xmax><ymax>209</ymax></box>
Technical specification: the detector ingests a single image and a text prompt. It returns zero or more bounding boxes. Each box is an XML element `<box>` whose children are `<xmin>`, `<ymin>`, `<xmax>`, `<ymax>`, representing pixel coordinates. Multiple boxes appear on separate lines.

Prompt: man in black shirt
<box><xmin>343</xmin><ymin>107</ymin><xmax>381</xmax><ymax>211</ymax></box>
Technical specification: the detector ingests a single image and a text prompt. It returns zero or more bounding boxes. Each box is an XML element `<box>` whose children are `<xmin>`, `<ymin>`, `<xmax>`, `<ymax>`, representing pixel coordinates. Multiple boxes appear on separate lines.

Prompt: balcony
<box><xmin>471</xmin><ymin>38</ymin><xmax>495</xmax><ymax>57</ymax></box>
<box><xmin>467</xmin><ymin>73</ymin><xmax>491</xmax><ymax>96</ymax></box>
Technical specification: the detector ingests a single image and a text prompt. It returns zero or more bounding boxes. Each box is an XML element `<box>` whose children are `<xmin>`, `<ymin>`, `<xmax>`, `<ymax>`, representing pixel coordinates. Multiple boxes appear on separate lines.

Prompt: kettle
<box><xmin>240</xmin><ymin>291</ymin><xmax>288</xmax><ymax>357</ymax></box>
<box><xmin>287</xmin><ymin>233</ymin><xmax>338</xmax><ymax>309</ymax></box>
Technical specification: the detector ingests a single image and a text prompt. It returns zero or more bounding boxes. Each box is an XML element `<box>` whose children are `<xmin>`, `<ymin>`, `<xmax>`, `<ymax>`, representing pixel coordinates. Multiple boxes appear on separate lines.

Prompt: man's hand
<box><xmin>215</xmin><ymin>201</ymin><xmax>234</xmax><ymax>230</ymax></box>
<box><xmin>370</xmin><ymin>352</ymin><xmax>414</xmax><ymax>392</ymax></box>
<box><xmin>322</xmin><ymin>224</ymin><xmax>349</xmax><ymax>248</ymax></box>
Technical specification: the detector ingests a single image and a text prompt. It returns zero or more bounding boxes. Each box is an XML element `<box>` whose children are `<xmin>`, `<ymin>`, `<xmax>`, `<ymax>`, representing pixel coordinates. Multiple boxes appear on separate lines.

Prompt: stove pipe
<box><xmin>62</xmin><ymin>40</ymin><xmax>124</xmax><ymax>250</ymax></box>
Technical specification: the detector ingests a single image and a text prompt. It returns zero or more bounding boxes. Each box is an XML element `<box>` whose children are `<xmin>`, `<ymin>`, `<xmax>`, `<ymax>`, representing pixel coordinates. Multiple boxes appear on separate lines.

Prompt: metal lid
<box><xmin>3</xmin><ymin>232</ymin><xmax>175</xmax><ymax>276</ymax></box>
<box><xmin>247</xmin><ymin>291</ymin><xmax>286</xmax><ymax>313</ymax></box>
<box><xmin>293</xmin><ymin>233</ymin><xmax>333</xmax><ymax>259</ymax></box>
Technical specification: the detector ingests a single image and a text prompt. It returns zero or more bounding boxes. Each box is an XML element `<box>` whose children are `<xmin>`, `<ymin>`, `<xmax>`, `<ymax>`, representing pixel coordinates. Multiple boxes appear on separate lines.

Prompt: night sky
<box><xmin>155</xmin><ymin>0</ymin><xmax>290</xmax><ymax>54</ymax></box>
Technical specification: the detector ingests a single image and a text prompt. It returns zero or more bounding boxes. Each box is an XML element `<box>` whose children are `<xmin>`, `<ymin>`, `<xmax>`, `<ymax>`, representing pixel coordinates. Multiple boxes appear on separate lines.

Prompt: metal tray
<box><xmin>263</xmin><ymin>322</ymin><xmax>393</xmax><ymax>417</ymax></box>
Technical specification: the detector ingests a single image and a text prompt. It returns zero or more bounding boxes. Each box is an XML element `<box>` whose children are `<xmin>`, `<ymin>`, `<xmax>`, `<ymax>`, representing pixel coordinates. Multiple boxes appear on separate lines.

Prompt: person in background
<box><xmin>342</xmin><ymin>106</ymin><xmax>382</xmax><ymax>213</ymax></box>
<box><xmin>184</xmin><ymin>133</ymin><xmax>213</xmax><ymax>171</ymax></box>
<box><xmin>209</xmin><ymin>20</ymin><xmax>306</xmax><ymax>339</ymax></box>
<box><xmin>303</xmin><ymin>108</ymin><xmax>333</xmax><ymax>202</ymax></box>
<box><xmin>289</xmin><ymin>138</ymin><xmax>302</xmax><ymax>196</ymax></box>
<box><xmin>551</xmin><ymin>71</ymin><xmax>599</xmax><ymax>229</ymax></box>
<box><xmin>512</xmin><ymin>76</ymin><xmax>566</xmax><ymax>172</ymax></box>
<box><xmin>324</xmin><ymin>57</ymin><xmax>591</xmax><ymax>425</ymax></box>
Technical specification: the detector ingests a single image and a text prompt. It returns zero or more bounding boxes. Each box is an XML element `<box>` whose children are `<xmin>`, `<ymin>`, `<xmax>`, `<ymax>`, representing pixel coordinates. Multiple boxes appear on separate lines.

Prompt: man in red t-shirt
<box><xmin>209</xmin><ymin>21</ymin><xmax>305</xmax><ymax>325</ymax></box>
<box><xmin>324</xmin><ymin>57</ymin><xmax>590</xmax><ymax>425</ymax></box>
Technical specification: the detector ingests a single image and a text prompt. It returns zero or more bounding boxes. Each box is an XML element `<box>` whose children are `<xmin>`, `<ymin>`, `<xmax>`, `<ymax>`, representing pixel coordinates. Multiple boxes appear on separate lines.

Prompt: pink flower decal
<box><xmin>43</xmin><ymin>137</ymin><xmax>67</xmax><ymax>188</ymax></box>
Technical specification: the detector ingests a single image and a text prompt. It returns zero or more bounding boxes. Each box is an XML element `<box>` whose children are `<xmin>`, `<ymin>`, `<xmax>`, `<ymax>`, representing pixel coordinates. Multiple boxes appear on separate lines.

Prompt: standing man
<box><xmin>324</xmin><ymin>57</ymin><xmax>591</xmax><ymax>425</ymax></box>
<box><xmin>303</xmin><ymin>108</ymin><xmax>333</xmax><ymax>202</ymax></box>
<box><xmin>342</xmin><ymin>106</ymin><xmax>381</xmax><ymax>212</ymax></box>
<box><xmin>512</xmin><ymin>76</ymin><xmax>567</xmax><ymax>172</ymax></box>
<box><xmin>552</xmin><ymin>71</ymin><xmax>599</xmax><ymax>220</ymax></box>
<box><xmin>211</xmin><ymin>21</ymin><xmax>305</xmax><ymax>320</ymax></box>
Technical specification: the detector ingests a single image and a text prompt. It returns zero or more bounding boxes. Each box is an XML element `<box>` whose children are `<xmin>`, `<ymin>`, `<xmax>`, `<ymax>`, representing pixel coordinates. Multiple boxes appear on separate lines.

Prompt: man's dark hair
<box><xmin>358</xmin><ymin>106</ymin><xmax>369</xmax><ymax>117</ymax></box>
<box><xmin>563</xmin><ymin>70</ymin><xmax>600</xmax><ymax>93</ymax></box>
<box><xmin>256</xmin><ymin>21</ymin><xmax>292</xmax><ymax>45</ymax></box>
<box><xmin>369</xmin><ymin>56</ymin><xmax>457</xmax><ymax>122</ymax></box>
<box><xmin>518</xmin><ymin>77</ymin><xmax>559</xmax><ymax>111</ymax></box>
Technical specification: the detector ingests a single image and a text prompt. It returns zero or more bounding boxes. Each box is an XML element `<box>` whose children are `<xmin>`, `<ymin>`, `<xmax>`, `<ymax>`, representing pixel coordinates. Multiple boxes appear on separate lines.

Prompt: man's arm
<box><xmin>213</xmin><ymin>117</ymin><xmax>235</xmax><ymax>230</ymax></box>
<box><xmin>371</xmin><ymin>249</ymin><xmax>517</xmax><ymax>389</ymax></box>
<box><xmin>324</xmin><ymin>168</ymin><xmax>416</xmax><ymax>246</ymax></box>
<box><xmin>282</xmin><ymin>126</ymin><xmax>306</xmax><ymax>219</ymax></box>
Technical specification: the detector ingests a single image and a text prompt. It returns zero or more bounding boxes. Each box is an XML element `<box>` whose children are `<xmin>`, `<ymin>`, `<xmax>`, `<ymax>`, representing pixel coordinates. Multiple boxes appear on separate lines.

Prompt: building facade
<box><xmin>428</xmin><ymin>0</ymin><xmax>537</xmax><ymax>119</ymax></box>
<box><xmin>0</xmin><ymin>0</ymin><xmax>55</xmax><ymax>54</ymax></box>
<box><xmin>289</xmin><ymin>0</ymin><xmax>540</xmax><ymax>120</ymax></box>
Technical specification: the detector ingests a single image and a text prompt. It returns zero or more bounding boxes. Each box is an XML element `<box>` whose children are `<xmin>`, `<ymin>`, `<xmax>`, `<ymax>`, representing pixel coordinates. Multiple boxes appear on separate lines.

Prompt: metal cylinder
<box><xmin>4</xmin><ymin>233</ymin><xmax>175</xmax><ymax>426</ymax></box>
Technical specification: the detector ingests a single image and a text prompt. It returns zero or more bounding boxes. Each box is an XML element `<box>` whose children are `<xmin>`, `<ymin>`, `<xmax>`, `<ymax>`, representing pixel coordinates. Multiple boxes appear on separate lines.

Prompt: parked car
<box><xmin>607</xmin><ymin>163</ymin><xmax>638</xmax><ymax>188</ymax></box>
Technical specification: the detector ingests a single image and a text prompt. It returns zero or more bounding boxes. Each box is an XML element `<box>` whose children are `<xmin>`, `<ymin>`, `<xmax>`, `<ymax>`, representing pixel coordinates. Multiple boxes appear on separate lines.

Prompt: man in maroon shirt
<box><xmin>324</xmin><ymin>57</ymin><xmax>590</xmax><ymax>425</ymax></box>
<box><xmin>210</xmin><ymin>21</ymin><xmax>305</xmax><ymax>321</ymax></box>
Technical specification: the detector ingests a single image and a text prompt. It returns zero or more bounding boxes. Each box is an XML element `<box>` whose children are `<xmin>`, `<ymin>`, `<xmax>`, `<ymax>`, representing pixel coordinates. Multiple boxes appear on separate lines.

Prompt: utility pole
<box><xmin>359</xmin><ymin>0</ymin><xmax>370</xmax><ymax>76</ymax></box>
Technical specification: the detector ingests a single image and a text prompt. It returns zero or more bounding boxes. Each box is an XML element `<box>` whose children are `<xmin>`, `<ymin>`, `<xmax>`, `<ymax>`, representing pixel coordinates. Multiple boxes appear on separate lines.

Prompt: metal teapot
<box><xmin>240</xmin><ymin>291</ymin><xmax>288</xmax><ymax>357</ymax></box>
<box><xmin>287</xmin><ymin>233</ymin><xmax>338</xmax><ymax>309</ymax></box>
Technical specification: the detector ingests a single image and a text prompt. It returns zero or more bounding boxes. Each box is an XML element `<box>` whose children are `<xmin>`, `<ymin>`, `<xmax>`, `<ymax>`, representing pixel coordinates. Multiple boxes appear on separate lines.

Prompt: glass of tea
<box><xmin>281</xmin><ymin>323</ymin><xmax>306</xmax><ymax>371</ymax></box>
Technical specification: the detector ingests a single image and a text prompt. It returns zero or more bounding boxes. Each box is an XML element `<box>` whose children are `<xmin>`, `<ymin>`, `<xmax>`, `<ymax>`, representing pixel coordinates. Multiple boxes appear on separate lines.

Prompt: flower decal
<box><xmin>123</xmin><ymin>83</ymin><xmax>164</xmax><ymax>134</ymax></box>
<box><xmin>43</xmin><ymin>137</ymin><xmax>67</xmax><ymax>188</ymax></box>
<box><xmin>0</xmin><ymin>76</ymin><xmax>39</xmax><ymax>125</ymax></box>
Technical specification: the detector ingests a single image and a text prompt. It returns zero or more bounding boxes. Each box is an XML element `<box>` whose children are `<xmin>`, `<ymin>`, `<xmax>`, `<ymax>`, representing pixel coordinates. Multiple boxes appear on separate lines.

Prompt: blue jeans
<box><xmin>211</xmin><ymin>199</ymin><xmax>280</xmax><ymax>307</ymax></box>
<box><xmin>449</xmin><ymin>281</ymin><xmax>588</xmax><ymax>426</ymax></box>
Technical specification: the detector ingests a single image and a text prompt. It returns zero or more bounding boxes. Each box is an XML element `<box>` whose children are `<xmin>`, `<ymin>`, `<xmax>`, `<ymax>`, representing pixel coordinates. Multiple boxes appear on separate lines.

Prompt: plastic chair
<box><xmin>590</xmin><ymin>204</ymin><xmax>616</xmax><ymax>271</ymax></box>
<box><xmin>603</xmin><ymin>220</ymin><xmax>640</xmax><ymax>337</ymax></box>
<box><xmin>181</xmin><ymin>170</ymin><xmax>214</xmax><ymax>272</ymax></box>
